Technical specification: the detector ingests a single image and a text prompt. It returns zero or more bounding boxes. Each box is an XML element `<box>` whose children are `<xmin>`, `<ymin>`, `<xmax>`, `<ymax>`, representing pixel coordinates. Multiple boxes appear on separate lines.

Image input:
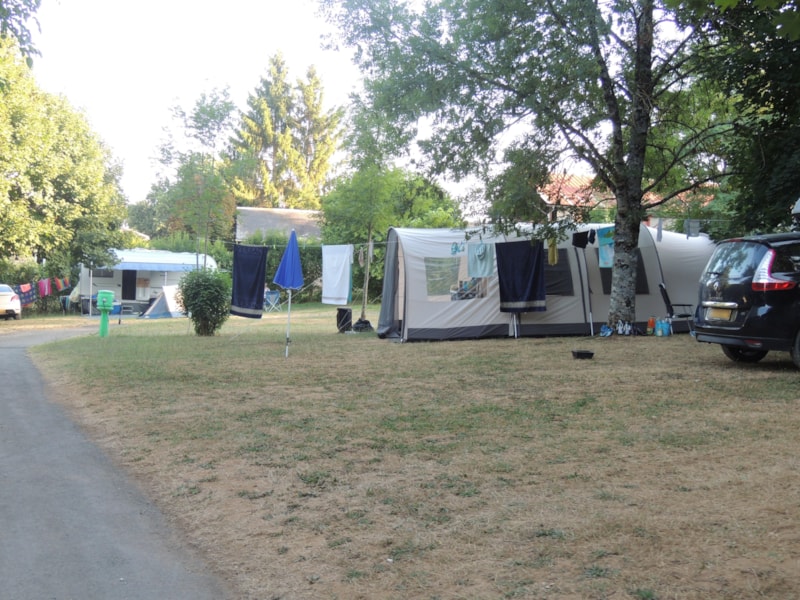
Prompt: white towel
<box><xmin>322</xmin><ymin>244</ymin><xmax>354</xmax><ymax>305</ymax></box>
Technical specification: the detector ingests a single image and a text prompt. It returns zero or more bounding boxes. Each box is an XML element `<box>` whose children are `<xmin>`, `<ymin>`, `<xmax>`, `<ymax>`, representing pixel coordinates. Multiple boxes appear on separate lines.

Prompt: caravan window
<box><xmin>424</xmin><ymin>256</ymin><xmax>488</xmax><ymax>301</ymax></box>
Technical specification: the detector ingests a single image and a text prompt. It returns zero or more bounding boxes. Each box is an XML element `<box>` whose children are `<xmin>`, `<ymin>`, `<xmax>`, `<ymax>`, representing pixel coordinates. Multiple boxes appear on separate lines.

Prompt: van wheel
<box><xmin>791</xmin><ymin>332</ymin><xmax>800</xmax><ymax>369</ymax></box>
<box><xmin>721</xmin><ymin>345</ymin><xmax>768</xmax><ymax>363</ymax></box>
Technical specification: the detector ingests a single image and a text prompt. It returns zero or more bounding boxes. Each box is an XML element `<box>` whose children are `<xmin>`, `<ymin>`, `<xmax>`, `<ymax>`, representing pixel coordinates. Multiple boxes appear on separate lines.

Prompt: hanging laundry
<box><xmin>322</xmin><ymin>244</ymin><xmax>354</xmax><ymax>305</ymax></box>
<box><xmin>571</xmin><ymin>231</ymin><xmax>589</xmax><ymax>249</ymax></box>
<box><xmin>684</xmin><ymin>219</ymin><xmax>700</xmax><ymax>238</ymax></box>
<box><xmin>37</xmin><ymin>278</ymin><xmax>52</xmax><ymax>297</ymax></box>
<box><xmin>467</xmin><ymin>241</ymin><xmax>495</xmax><ymax>278</ymax></box>
<box><xmin>230</xmin><ymin>244</ymin><xmax>269</xmax><ymax>318</ymax></box>
<box><xmin>597</xmin><ymin>226</ymin><xmax>615</xmax><ymax>268</ymax></box>
<box><xmin>548</xmin><ymin>238</ymin><xmax>558</xmax><ymax>265</ymax></box>
<box><xmin>495</xmin><ymin>240</ymin><xmax>547</xmax><ymax>313</ymax></box>
<box><xmin>15</xmin><ymin>283</ymin><xmax>37</xmax><ymax>306</ymax></box>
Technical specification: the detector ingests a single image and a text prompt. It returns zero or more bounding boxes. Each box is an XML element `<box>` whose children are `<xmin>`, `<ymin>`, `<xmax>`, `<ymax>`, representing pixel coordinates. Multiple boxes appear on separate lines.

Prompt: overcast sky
<box><xmin>30</xmin><ymin>0</ymin><xmax>360</xmax><ymax>203</ymax></box>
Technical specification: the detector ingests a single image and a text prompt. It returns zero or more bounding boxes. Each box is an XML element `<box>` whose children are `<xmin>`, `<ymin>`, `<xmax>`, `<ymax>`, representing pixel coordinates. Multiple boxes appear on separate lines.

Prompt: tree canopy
<box><xmin>0</xmin><ymin>39</ymin><xmax>126</xmax><ymax>270</ymax></box>
<box><xmin>687</xmin><ymin>2</ymin><xmax>800</xmax><ymax>234</ymax></box>
<box><xmin>229</xmin><ymin>53</ymin><xmax>343</xmax><ymax>210</ymax></box>
<box><xmin>671</xmin><ymin>0</ymin><xmax>800</xmax><ymax>39</ymax></box>
<box><xmin>322</xmin><ymin>0</ymin><xmax>733</xmax><ymax>325</ymax></box>
<box><xmin>132</xmin><ymin>56</ymin><xmax>344</xmax><ymax>245</ymax></box>
<box><xmin>0</xmin><ymin>0</ymin><xmax>40</xmax><ymax>63</ymax></box>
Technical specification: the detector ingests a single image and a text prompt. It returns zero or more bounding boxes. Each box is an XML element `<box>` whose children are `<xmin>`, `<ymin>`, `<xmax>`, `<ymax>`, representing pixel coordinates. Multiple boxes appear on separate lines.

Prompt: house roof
<box><xmin>235</xmin><ymin>207</ymin><xmax>321</xmax><ymax>241</ymax></box>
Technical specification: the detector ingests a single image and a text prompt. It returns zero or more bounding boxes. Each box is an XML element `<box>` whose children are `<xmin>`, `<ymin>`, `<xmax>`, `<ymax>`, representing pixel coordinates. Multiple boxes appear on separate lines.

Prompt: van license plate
<box><xmin>707</xmin><ymin>307</ymin><xmax>732</xmax><ymax>320</ymax></box>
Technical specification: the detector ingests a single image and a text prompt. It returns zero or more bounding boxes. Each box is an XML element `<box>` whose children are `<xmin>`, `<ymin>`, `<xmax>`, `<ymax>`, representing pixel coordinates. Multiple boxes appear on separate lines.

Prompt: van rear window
<box><xmin>705</xmin><ymin>242</ymin><xmax>766</xmax><ymax>279</ymax></box>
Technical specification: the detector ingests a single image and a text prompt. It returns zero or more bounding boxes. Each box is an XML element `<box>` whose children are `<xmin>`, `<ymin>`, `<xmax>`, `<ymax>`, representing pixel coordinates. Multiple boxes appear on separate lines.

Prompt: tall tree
<box><xmin>230</xmin><ymin>53</ymin><xmax>296</xmax><ymax>207</ymax></box>
<box><xmin>292</xmin><ymin>66</ymin><xmax>344</xmax><ymax>209</ymax></box>
<box><xmin>323</xmin><ymin>0</ymin><xmax>733</xmax><ymax>327</ymax></box>
<box><xmin>0</xmin><ymin>39</ymin><xmax>125</xmax><ymax>268</ymax></box>
<box><xmin>691</xmin><ymin>3</ymin><xmax>800</xmax><ymax>234</ymax></box>
<box><xmin>154</xmin><ymin>88</ymin><xmax>237</xmax><ymax>258</ymax></box>
<box><xmin>231</xmin><ymin>54</ymin><xmax>342</xmax><ymax>209</ymax></box>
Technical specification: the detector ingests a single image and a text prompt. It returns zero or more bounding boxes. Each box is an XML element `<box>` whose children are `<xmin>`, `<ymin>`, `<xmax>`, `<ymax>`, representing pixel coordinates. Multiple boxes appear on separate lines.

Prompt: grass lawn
<box><xmin>21</xmin><ymin>305</ymin><xmax>800</xmax><ymax>599</ymax></box>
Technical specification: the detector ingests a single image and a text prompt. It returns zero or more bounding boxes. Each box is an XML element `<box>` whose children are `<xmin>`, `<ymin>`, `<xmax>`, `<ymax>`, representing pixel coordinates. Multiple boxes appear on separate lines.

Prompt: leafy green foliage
<box><xmin>0</xmin><ymin>39</ymin><xmax>126</xmax><ymax>266</ymax></box>
<box><xmin>320</xmin><ymin>166</ymin><xmax>463</xmax><ymax>300</ymax></box>
<box><xmin>0</xmin><ymin>0</ymin><xmax>41</xmax><ymax>64</ymax></box>
<box><xmin>692</xmin><ymin>4</ymin><xmax>800</xmax><ymax>234</ymax></box>
<box><xmin>669</xmin><ymin>0</ymin><xmax>800</xmax><ymax>40</ymax></box>
<box><xmin>323</xmin><ymin>0</ymin><xmax>731</xmax><ymax>324</ymax></box>
<box><xmin>177</xmin><ymin>268</ymin><xmax>232</xmax><ymax>336</ymax></box>
<box><xmin>230</xmin><ymin>53</ymin><xmax>343</xmax><ymax>210</ymax></box>
<box><xmin>150</xmin><ymin>232</ymin><xmax>233</xmax><ymax>271</ymax></box>
<box><xmin>154</xmin><ymin>89</ymin><xmax>238</xmax><ymax>250</ymax></box>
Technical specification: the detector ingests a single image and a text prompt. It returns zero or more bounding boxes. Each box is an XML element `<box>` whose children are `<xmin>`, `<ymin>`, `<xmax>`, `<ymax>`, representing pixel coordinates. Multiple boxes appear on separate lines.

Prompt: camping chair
<box><xmin>264</xmin><ymin>290</ymin><xmax>281</xmax><ymax>312</ymax></box>
<box><xmin>658</xmin><ymin>282</ymin><xmax>694</xmax><ymax>334</ymax></box>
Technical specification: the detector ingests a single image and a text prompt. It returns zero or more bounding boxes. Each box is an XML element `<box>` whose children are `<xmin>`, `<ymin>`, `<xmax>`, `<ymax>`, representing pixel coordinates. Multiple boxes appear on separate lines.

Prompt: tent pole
<box><xmin>360</xmin><ymin>226</ymin><xmax>373</xmax><ymax>322</ymax></box>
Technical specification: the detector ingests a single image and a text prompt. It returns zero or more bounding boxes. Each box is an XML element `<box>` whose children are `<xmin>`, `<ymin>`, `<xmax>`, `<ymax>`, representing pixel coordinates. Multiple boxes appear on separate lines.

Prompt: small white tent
<box><xmin>377</xmin><ymin>223</ymin><xmax>716</xmax><ymax>342</ymax></box>
<box><xmin>141</xmin><ymin>285</ymin><xmax>182</xmax><ymax>318</ymax></box>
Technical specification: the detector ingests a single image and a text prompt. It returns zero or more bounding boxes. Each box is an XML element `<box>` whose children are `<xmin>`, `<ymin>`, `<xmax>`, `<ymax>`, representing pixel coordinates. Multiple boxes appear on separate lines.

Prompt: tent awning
<box><xmin>114</xmin><ymin>261</ymin><xmax>197</xmax><ymax>272</ymax></box>
<box><xmin>103</xmin><ymin>249</ymin><xmax>217</xmax><ymax>272</ymax></box>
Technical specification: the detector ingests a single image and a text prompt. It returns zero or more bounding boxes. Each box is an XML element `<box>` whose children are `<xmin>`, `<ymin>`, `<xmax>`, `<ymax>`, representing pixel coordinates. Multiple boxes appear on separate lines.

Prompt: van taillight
<box><xmin>751</xmin><ymin>249</ymin><xmax>797</xmax><ymax>291</ymax></box>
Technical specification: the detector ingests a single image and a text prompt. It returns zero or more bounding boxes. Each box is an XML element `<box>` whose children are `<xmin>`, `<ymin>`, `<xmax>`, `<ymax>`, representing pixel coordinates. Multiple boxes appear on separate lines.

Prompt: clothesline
<box><xmin>13</xmin><ymin>276</ymin><xmax>72</xmax><ymax>307</ymax></box>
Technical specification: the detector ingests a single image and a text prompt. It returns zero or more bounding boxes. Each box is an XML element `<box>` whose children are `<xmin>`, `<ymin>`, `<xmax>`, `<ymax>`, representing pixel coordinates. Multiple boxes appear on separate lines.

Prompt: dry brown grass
<box><xmin>24</xmin><ymin>307</ymin><xmax>800</xmax><ymax>600</ymax></box>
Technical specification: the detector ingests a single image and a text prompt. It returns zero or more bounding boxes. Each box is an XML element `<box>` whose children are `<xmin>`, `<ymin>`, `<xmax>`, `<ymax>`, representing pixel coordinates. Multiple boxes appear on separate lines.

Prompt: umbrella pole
<box><xmin>284</xmin><ymin>289</ymin><xmax>292</xmax><ymax>358</ymax></box>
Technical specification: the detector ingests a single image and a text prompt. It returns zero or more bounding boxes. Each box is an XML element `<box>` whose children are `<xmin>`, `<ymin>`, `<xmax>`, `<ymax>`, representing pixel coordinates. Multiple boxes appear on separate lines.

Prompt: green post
<box><xmin>96</xmin><ymin>290</ymin><xmax>114</xmax><ymax>338</ymax></box>
<box><xmin>99</xmin><ymin>309</ymin><xmax>110</xmax><ymax>338</ymax></box>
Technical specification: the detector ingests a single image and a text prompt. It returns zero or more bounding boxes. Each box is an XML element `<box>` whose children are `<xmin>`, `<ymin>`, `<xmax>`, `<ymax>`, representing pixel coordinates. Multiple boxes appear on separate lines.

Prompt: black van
<box><xmin>694</xmin><ymin>232</ymin><xmax>800</xmax><ymax>368</ymax></box>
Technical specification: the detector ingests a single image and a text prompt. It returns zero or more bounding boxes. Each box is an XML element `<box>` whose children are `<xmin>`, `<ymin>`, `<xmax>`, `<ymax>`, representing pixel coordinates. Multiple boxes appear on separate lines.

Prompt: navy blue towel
<box><xmin>231</xmin><ymin>244</ymin><xmax>268</xmax><ymax>318</ymax></box>
<box><xmin>495</xmin><ymin>240</ymin><xmax>547</xmax><ymax>313</ymax></box>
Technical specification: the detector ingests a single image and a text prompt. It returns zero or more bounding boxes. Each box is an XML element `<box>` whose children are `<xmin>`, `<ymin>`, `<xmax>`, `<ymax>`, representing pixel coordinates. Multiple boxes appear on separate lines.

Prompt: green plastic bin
<box><xmin>96</xmin><ymin>290</ymin><xmax>115</xmax><ymax>311</ymax></box>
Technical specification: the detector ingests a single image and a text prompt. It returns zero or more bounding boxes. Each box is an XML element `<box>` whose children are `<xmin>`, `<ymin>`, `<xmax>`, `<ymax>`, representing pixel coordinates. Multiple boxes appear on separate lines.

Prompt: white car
<box><xmin>0</xmin><ymin>284</ymin><xmax>22</xmax><ymax>320</ymax></box>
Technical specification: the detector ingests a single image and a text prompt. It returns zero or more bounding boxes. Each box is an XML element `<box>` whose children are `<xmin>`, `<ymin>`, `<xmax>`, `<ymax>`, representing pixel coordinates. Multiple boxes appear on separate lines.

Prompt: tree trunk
<box><xmin>607</xmin><ymin>0</ymin><xmax>654</xmax><ymax>328</ymax></box>
<box><xmin>609</xmin><ymin>187</ymin><xmax>642</xmax><ymax>325</ymax></box>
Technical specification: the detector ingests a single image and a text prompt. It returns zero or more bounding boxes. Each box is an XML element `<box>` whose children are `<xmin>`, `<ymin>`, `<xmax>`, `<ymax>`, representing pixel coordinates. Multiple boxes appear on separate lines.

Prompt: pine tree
<box><xmin>231</xmin><ymin>55</ymin><xmax>342</xmax><ymax>209</ymax></box>
<box><xmin>291</xmin><ymin>66</ymin><xmax>343</xmax><ymax>209</ymax></box>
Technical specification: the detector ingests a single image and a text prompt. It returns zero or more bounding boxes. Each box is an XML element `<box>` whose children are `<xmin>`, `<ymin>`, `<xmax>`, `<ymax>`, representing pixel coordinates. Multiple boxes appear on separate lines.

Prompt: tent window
<box><xmin>424</xmin><ymin>257</ymin><xmax>460</xmax><ymax>298</ymax></box>
<box><xmin>423</xmin><ymin>256</ymin><xmax>487</xmax><ymax>301</ymax></box>
<box><xmin>544</xmin><ymin>249</ymin><xmax>574</xmax><ymax>296</ymax></box>
<box><xmin>597</xmin><ymin>248</ymin><xmax>650</xmax><ymax>294</ymax></box>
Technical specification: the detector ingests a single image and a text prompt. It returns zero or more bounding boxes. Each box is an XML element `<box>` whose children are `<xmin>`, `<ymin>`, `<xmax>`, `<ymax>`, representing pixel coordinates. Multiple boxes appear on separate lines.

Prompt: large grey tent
<box><xmin>377</xmin><ymin>223</ymin><xmax>716</xmax><ymax>342</ymax></box>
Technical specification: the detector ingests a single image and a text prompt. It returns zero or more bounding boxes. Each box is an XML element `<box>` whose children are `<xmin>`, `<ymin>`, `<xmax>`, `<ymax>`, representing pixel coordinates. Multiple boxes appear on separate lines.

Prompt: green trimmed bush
<box><xmin>178</xmin><ymin>268</ymin><xmax>231</xmax><ymax>336</ymax></box>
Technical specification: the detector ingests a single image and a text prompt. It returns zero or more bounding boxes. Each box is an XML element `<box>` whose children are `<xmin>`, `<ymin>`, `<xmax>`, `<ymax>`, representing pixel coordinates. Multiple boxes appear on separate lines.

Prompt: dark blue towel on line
<box><xmin>495</xmin><ymin>240</ymin><xmax>547</xmax><ymax>313</ymax></box>
<box><xmin>231</xmin><ymin>244</ymin><xmax>268</xmax><ymax>318</ymax></box>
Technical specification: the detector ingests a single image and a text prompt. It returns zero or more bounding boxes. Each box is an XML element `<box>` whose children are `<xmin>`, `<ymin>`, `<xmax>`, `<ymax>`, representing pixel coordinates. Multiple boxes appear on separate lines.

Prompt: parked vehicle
<box><xmin>0</xmin><ymin>284</ymin><xmax>22</xmax><ymax>320</ymax></box>
<box><xmin>694</xmin><ymin>232</ymin><xmax>800</xmax><ymax>368</ymax></box>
